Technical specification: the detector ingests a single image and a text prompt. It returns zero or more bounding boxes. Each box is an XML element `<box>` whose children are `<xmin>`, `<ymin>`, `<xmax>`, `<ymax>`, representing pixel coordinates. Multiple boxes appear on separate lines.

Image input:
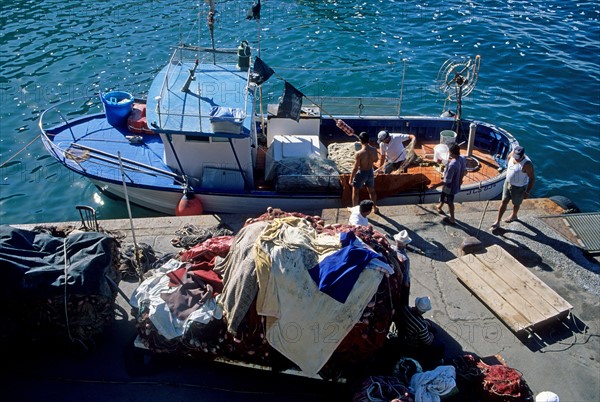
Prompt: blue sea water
<box><xmin>1</xmin><ymin>0</ymin><xmax>599</xmax><ymax>224</ymax></box>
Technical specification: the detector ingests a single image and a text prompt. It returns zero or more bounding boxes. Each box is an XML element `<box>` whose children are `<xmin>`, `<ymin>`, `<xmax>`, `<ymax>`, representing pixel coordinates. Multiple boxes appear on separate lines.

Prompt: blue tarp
<box><xmin>308</xmin><ymin>231</ymin><xmax>383</xmax><ymax>303</ymax></box>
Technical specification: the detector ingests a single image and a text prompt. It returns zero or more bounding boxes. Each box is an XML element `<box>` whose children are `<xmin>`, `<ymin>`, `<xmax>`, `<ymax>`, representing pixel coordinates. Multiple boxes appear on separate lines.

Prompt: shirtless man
<box><xmin>349</xmin><ymin>132</ymin><xmax>379</xmax><ymax>211</ymax></box>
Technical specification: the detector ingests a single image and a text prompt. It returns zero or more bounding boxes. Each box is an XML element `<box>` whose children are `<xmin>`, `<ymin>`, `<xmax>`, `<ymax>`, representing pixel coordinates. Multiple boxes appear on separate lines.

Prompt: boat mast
<box><xmin>207</xmin><ymin>0</ymin><xmax>216</xmax><ymax>64</ymax></box>
<box><xmin>397</xmin><ymin>59</ymin><xmax>407</xmax><ymax>117</ymax></box>
<box><xmin>252</xmin><ymin>0</ymin><xmax>265</xmax><ymax>132</ymax></box>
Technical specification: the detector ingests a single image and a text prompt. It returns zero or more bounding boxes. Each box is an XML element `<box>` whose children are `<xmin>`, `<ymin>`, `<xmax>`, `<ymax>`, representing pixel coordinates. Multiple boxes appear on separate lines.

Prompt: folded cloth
<box><xmin>309</xmin><ymin>231</ymin><xmax>389</xmax><ymax>303</ymax></box>
<box><xmin>410</xmin><ymin>365</ymin><xmax>456</xmax><ymax>402</ymax></box>
<box><xmin>209</xmin><ymin>106</ymin><xmax>243</xmax><ymax>122</ymax></box>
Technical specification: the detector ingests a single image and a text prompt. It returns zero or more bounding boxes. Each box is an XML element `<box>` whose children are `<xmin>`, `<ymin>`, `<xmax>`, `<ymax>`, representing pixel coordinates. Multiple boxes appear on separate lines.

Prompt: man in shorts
<box><xmin>349</xmin><ymin>132</ymin><xmax>379</xmax><ymax>212</ymax></box>
<box><xmin>435</xmin><ymin>143</ymin><xmax>466</xmax><ymax>224</ymax></box>
<box><xmin>491</xmin><ymin>145</ymin><xmax>535</xmax><ymax>230</ymax></box>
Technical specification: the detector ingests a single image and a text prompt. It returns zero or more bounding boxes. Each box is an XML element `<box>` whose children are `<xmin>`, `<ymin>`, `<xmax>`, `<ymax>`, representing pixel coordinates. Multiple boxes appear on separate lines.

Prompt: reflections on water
<box><xmin>1</xmin><ymin>0</ymin><xmax>598</xmax><ymax>223</ymax></box>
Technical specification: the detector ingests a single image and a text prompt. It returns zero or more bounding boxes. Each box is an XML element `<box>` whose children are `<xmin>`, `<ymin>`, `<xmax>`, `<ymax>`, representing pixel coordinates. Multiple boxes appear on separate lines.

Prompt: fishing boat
<box><xmin>39</xmin><ymin>6</ymin><xmax>517</xmax><ymax>216</ymax></box>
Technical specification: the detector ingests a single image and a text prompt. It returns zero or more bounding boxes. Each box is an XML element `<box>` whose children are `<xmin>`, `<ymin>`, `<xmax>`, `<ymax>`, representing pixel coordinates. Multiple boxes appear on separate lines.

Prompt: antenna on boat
<box><xmin>436</xmin><ymin>55</ymin><xmax>481</xmax><ymax>136</ymax></box>
<box><xmin>397</xmin><ymin>58</ymin><xmax>407</xmax><ymax>116</ymax></box>
<box><xmin>247</xmin><ymin>1</ymin><xmax>264</xmax><ymax>131</ymax></box>
<box><xmin>207</xmin><ymin>0</ymin><xmax>216</xmax><ymax>64</ymax></box>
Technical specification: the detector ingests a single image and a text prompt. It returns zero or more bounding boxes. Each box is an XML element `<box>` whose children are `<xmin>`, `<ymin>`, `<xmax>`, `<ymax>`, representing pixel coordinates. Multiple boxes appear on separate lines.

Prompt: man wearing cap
<box><xmin>491</xmin><ymin>145</ymin><xmax>535</xmax><ymax>230</ymax></box>
<box><xmin>376</xmin><ymin>130</ymin><xmax>416</xmax><ymax>174</ymax></box>
<box><xmin>535</xmin><ymin>391</ymin><xmax>559</xmax><ymax>402</ymax></box>
<box><xmin>394</xmin><ymin>230</ymin><xmax>412</xmax><ymax>306</ymax></box>
<box><xmin>395</xmin><ymin>296</ymin><xmax>445</xmax><ymax>368</ymax></box>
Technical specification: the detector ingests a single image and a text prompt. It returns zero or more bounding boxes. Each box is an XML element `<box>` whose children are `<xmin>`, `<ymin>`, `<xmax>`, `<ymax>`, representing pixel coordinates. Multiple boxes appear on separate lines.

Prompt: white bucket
<box><xmin>433</xmin><ymin>143</ymin><xmax>449</xmax><ymax>164</ymax></box>
<box><xmin>440</xmin><ymin>130</ymin><xmax>457</xmax><ymax>145</ymax></box>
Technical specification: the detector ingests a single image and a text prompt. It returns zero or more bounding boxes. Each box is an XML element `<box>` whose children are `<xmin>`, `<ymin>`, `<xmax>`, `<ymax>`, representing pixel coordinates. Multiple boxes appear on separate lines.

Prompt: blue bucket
<box><xmin>101</xmin><ymin>91</ymin><xmax>134</xmax><ymax>127</ymax></box>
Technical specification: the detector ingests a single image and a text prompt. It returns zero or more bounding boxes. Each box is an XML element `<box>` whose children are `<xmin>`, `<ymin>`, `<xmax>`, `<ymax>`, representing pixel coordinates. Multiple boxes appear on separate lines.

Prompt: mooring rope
<box><xmin>0</xmin><ymin>134</ymin><xmax>41</xmax><ymax>169</ymax></box>
<box><xmin>62</xmin><ymin>237</ymin><xmax>74</xmax><ymax>343</ymax></box>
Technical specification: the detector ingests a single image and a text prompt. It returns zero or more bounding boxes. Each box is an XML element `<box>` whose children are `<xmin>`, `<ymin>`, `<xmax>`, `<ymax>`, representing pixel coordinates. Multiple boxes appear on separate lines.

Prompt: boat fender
<box><xmin>237</xmin><ymin>41</ymin><xmax>251</xmax><ymax>70</ymax></box>
<box><xmin>176</xmin><ymin>188</ymin><xmax>203</xmax><ymax>216</ymax></box>
<box><xmin>549</xmin><ymin>195</ymin><xmax>580</xmax><ymax>214</ymax></box>
<box><xmin>335</xmin><ymin>119</ymin><xmax>355</xmax><ymax>136</ymax></box>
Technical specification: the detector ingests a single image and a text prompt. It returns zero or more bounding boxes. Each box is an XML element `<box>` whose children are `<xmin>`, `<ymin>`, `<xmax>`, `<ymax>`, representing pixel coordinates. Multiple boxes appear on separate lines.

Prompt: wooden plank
<box><xmin>446</xmin><ymin>258</ymin><xmax>531</xmax><ymax>332</ymax></box>
<box><xmin>470</xmin><ymin>253</ymin><xmax>559</xmax><ymax>320</ymax></box>
<box><xmin>448</xmin><ymin>245</ymin><xmax>573</xmax><ymax>333</ymax></box>
<box><xmin>458</xmin><ymin>254</ymin><xmax>547</xmax><ymax>325</ymax></box>
<box><xmin>481</xmin><ymin>245</ymin><xmax>573</xmax><ymax>313</ymax></box>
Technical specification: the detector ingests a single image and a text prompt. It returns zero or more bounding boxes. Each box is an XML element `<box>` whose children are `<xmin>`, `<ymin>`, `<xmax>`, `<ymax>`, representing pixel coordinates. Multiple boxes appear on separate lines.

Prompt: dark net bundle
<box><xmin>1</xmin><ymin>225</ymin><xmax>122</xmax><ymax>352</ymax></box>
<box><xmin>273</xmin><ymin>156</ymin><xmax>342</xmax><ymax>193</ymax></box>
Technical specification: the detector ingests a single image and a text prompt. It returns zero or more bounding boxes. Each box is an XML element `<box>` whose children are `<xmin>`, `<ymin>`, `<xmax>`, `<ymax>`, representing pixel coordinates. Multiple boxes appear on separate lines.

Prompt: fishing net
<box><xmin>273</xmin><ymin>155</ymin><xmax>342</xmax><ymax>192</ymax></box>
<box><xmin>450</xmin><ymin>354</ymin><xmax>534</xmax><ymax>402</ymax></box>
<box><xmin>352</xmin><ymin>375</ymin><xmax>414</xmax><ymax>402</ymax></box>
<box><xmin>133</xmin><ymin>210</ymin><xmax>407</xmax><ymax>380</ymax></box>
<box><xmin>327</xmin><ymin>141</ymin><xmax>358</xmax><ymax>173</ymax></box>
<box><xmin>119</xmin><ymin>242</ymin><xmax>158</xmax><ymax>279</ymax></box>
<box><xmin>171</xmin><ymin>222</ymin><xmax>234</xmax><ymax>249</ymax></box>
<box><xmin>1</xmin><ymin>225</ymin><xmax>122</xmax><ymax>352</ymax></box>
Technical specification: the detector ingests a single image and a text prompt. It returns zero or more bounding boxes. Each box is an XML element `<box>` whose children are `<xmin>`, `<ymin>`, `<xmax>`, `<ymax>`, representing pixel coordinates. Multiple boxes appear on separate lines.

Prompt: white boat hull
<box><xmin>91</xmin><ymin>173</ymin><xmax>504</xmax><ymax>215</ymax></box>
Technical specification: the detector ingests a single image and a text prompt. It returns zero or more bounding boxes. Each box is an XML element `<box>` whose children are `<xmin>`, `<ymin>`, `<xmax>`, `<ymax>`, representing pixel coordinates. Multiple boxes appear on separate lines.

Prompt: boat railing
<box><xmin>309</xmin><ymin>96</ymin><xmax>404</xmax><ymax>118</ymax></box>
<box><xmin>39</xmin><ymin>96</ymin><xmax>185</xmax><ymax>186</ymax></box>
<box><xmin>39</xmin><ymin>96</ymin><xmax>104</xmax><ymax>144</ymax></box>
<box><xmin>154</xmin><ymin>45</ymin><xmax>250</xmax><ymax>130</ymax></box>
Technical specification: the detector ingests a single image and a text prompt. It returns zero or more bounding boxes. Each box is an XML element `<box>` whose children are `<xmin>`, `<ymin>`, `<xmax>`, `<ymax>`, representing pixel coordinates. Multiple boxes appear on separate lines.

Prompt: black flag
<box><xmin>246</xmin><ymin>0</ymin><xmax>261</xmax><ymax>20</ymax></box>
<box><xmin>250</xmin><ymin>57</ymin><xmax>274</xmax><ymax>86</ymax></box>
<box><xmin>277</xmin><ymin>82</ymin><xmax>303</xmax><ymax>122</ymax></box>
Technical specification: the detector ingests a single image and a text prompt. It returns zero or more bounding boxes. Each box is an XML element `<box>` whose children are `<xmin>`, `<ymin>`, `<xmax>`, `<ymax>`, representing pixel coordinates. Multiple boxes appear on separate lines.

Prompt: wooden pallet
<box><xmin>446</xmin><ymin>245</ymin><xmax>573</xmax><ymax>333</ymax></box>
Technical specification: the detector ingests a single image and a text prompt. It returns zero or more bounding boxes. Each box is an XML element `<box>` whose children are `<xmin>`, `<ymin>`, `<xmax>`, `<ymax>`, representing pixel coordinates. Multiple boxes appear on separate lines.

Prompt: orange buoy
<box><xmin>175</xmin><ymin>188</ymin><xmax>203</xmax><ymax>216</ymax></box>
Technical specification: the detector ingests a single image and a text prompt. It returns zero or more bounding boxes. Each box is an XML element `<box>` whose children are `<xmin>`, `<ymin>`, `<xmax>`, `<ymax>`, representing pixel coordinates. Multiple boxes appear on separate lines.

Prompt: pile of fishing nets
<box><xmin>131</xmin><ymin>209</ymin><xmax>407</xmax><ymax>379</ymax></box>
<box><xmin>450</xmin><ymin>354</ymin><xmax>534</xmax><ymax>401</ymax></box>
<box><xmin>272</xmin><ymin>156</ymin><xmax>342</xmax><ymax>193</ymax></box>
<box><xmin>0</xmin><ymin>224</ymin><xmax>122</xmax><ymax>351</ymax></box>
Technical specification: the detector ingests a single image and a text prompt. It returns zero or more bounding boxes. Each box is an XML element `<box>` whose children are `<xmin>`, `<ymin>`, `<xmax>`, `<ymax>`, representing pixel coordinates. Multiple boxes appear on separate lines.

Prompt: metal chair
<box><xmin>75</xmin><ymin>205</ymin><xmax>98</xmax><ymax>231</ymax></box>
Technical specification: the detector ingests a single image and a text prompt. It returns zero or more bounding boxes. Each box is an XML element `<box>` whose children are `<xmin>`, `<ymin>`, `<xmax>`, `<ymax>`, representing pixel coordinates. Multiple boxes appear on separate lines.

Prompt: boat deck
<box><xmin>413</xmin><ymin>143</ymin><xmax>501</xmax><ymax>188</ymax></box>
<box><xmin>46</xmin><ymin>114</ymin><xmax>180</xmax><ymax>189</ymax></box>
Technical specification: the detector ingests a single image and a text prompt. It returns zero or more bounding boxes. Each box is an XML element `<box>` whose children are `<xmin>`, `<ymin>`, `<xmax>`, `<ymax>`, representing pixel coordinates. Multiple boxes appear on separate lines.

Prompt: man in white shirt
<box><xmin>348</xmin><ymin>199</ymin><xmax>374</xmax><ymax>226</ymax></box>
<box><xmin>376</xmin><ymin>130</ymin><xmax>416</xmax><ymax>174</ymax></box>
<box><xmin>491</xmin><ymin>145</ymin><xmax>535</xmax><ymax>230</ymax></box>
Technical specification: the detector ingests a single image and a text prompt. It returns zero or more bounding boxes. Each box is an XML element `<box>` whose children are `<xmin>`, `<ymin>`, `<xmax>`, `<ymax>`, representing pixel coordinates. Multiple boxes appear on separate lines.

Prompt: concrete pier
<box><xmin>4</xmin><ymin>198</ymin><xmax>599</xmax><ymax>401</ymax></box>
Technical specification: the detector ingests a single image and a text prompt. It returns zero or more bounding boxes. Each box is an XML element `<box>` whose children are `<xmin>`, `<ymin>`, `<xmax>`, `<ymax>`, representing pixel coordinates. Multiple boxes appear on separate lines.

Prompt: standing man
<box><xmin>435</xmin><ymin>143</ymin><xmax>467</xmax><ymax>224</ymax></box>
<box><xmin>376</xmin><ymin>130</ymin><xmax>416</xmax><ymax>174</ymax></box>
<box><xmin>491</xmin><ymin>145</ymin><xmax>535</xmax><ymax>230</ymax></box>
<box><xmin>349</xmin><ymin>132</ymin><xmax>379</xmax><ymax>212</ymax></box>
<box><xmin>394</xmin><ymin>230</ymin><xmax>412</xmax><ymax>306</ymax></box>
